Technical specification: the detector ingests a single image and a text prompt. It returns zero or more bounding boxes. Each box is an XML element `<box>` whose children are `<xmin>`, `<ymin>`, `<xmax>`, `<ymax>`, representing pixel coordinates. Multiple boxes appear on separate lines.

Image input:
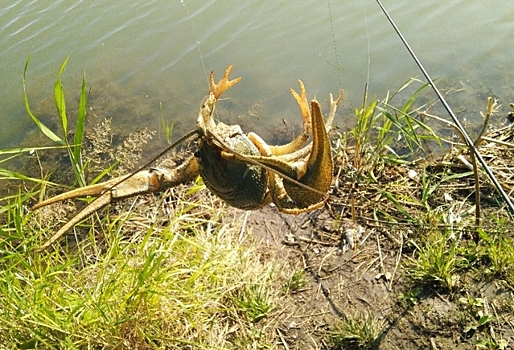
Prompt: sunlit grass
<box><xmin>286</xmin><ymin>269</ymin><xmax>309</xmax><ymax>293</ymax></box>
<box><xmin>23</xmin><ymin>54</ymin><xmax>87</xmax><ymax>187</ymax></box>
<box><xmin>348</xmin><ymin>79</ymin><xmax>439</xmax><ymax>173</ymax></box>
<box><xmin>405</xmin><ymin>230</ymin><xmax>462</xmax><ymax>291</ymax></box>
<box><xmin>0</xmin><ymin>189</ymin><xmax>282</xmax><ymax>348</ymax></box>
<box><xmin>330</xmin><ymin>311</ymin><xmax>385</xmax><ymax>349</ymax></box>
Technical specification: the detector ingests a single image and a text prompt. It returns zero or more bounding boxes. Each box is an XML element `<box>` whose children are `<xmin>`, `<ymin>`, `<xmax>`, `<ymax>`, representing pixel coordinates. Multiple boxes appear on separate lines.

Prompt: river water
<box><xmin>1</xmin><ymin>0</ymin><xmax>514</xmax><ymax>152</ymax></box>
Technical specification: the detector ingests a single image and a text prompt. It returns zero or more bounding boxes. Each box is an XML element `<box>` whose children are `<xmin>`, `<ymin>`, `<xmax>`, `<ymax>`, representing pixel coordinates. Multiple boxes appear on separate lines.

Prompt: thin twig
<box><xmin>377</xmin><ymin>235</ymin><xmax>384</xmax><ymax>274</ymax></box>
<box><xmin>469</xmin><ymin>151</ymin><xmax>481</xmax><ymax>227</ymax></box>
<box><xmin>276</xmin><ymin>328</ymin><xmax>290</xmax><ymax>350</ymax></box>
<box><xmin>388</xmin><ymin>232</ymin><xmax>403</xmax><ymax>290</ymax></box>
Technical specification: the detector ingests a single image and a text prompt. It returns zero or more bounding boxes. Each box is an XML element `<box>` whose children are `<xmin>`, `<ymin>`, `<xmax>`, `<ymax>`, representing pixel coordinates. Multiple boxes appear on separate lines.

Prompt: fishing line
<box><xmin>360</xmin><ymin>1</ymin><xmax>371</xmax><ymax>89</ymax></box>
<box><xmin>180</xmin><ymin>0</ymin><xmax>209</xmax><ymax>87</ymax></box>
<box><xmin>375</xmin><ymin>0</ymin><xmax>514</xmax><ymax>214</ymax></box>
<box><xmin>326</xmin><ymin>0</ymin><xmax>343</xmax><ymax>91</ymax></box>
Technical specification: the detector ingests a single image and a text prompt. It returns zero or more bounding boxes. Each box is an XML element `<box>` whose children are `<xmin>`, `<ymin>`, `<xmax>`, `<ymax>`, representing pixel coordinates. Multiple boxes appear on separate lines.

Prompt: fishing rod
<box><xmin>375</xmin><ymin>0</ymin><xmax>514</xmax><ymax>214</ymax></box>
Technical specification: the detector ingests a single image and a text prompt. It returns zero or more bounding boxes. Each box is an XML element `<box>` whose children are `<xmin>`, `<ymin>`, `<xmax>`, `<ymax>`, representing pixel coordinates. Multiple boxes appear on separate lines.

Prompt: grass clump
<box><xmin>476</xmin><ymin>229</ymin><xmax>514</xmax><ymax>284</ymax></box>
<box><xmin>286</xmin><ymin>269</ymin><xmax>309</xmax><ymax>293</ymax></box>
<box><xmin>405</xmin><ymin>230</ymin><xmax>463</xmax><ymax>291</ymax></box>
<box><xmin>0</xmin><ymin>189</ymin><xmax>283</xmax><ymax>348</ymax></box>
<box><xmin>235</xmin><ymin>283</ymin><xmax>274</xmax><ymax>324</ymax></box>
<box><xmin>346</xmin><ymin>79</ymin><xmax>438</xmax><ymax>173</ymax></box>
<box><xmin>330</xmin><ymin>311</ymin><xmax>385</xmax><ymax>349</ymax></box>
<box><xmin>23</xmin><ymin>54</ymin><xmax>87</xmax><ymax>187</ymax></box>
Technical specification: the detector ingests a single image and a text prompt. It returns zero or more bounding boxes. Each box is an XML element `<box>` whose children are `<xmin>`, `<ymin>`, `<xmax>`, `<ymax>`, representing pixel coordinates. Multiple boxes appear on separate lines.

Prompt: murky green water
<box><xmin>1</xmin><ymin>0</ymin><xmax>514</xmax><ymax>151</ymax></box>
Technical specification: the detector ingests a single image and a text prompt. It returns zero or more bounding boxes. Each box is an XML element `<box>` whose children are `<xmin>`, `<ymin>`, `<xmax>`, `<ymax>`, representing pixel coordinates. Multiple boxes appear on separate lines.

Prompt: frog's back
<box><xmin>197</xmin><ymin>133</ymin><xmax>269</xmax><ymax>210</ymax></box>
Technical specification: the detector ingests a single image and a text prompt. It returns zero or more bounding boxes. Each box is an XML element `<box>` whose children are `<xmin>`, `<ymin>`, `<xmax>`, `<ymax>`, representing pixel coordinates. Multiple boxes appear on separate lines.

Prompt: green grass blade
<box><xmin>23</xmin><ymin>54</ymin><xmax>64</xmax><ymax>145</ymax></box>
<box><xmin>50</xmin><ymin>56</ymin><xmax>87</xmax><ymax>186</ymax></box>
<box><xmin>0</xmin><ymin>169</ymin><xmax>57</xmax><ymax>185</ymax></box>
<box><xmin>377</xmin><ymin>188</ymin><xmax>414</xmax><ymax>221</ymax></box>
<box><xmin>89</xmin><ymin>161</ymin><xmax>120</xmax><ymax>185</ymax></box>
<box><xmin>73</xmin><ymin>71</ymin><xmax>87</xmax><ymax>165</ymax></box>
<box><xmin>54</xmin><ymin>56</ymin><xmax>70</xmax><ymax>136</ymax></box>
<box><xmin>0</xmin><ymin>145</ymin><xmax>71</xmax><ymax>159</ymax></box>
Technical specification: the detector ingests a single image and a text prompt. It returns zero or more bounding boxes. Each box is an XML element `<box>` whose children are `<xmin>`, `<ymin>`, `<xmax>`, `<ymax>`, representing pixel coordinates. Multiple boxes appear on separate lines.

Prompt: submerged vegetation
<box><xmin>1</xmin><ymin>53</ymin><xmax>514</xmax><ymax>349</ymax></box>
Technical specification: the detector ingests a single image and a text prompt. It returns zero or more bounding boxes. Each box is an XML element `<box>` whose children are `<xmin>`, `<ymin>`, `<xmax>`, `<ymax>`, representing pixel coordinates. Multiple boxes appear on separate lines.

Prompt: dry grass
<box><xmin>1</xmin><ymin>185</ymin><xmax>292</xmax><ymax>348</ymax></box>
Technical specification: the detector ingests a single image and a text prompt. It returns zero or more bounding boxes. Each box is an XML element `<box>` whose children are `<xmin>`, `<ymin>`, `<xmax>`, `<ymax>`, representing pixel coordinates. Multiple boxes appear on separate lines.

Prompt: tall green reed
<box><xmin>23</xmin><ymin>54</ymin><xmax>87</xmax><ymax>187</ymax></box>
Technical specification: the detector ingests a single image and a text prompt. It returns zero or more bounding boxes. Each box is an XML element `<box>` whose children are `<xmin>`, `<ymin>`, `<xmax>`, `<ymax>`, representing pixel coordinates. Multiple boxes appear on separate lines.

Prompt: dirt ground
<box><xmin>225</xmin><ymin>198</ymin><xmax>514</xmax><ymax>349</ymax></box>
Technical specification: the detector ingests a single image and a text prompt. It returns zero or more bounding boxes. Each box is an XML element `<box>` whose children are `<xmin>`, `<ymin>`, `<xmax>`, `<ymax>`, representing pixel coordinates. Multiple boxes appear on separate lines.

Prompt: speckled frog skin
<box><xmin>196</xmin><ymin>122</ymin><xmax>269</xmax><ymax>210</ymax></box>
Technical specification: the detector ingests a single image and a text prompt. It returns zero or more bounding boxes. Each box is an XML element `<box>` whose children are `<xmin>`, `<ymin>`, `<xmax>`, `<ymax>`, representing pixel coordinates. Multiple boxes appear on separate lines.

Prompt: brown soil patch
<box><xmin>221</xmin><ymin>198</ymin><xmax>514</xmax><ymax>349</ymax></box>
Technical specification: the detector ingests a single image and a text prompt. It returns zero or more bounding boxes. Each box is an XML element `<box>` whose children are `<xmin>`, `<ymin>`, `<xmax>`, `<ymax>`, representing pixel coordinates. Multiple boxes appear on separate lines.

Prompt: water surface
<box><xmin>1</xmin><ymin>0</ymin><xmax>513</xmax><ymax>151</ymax></box>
